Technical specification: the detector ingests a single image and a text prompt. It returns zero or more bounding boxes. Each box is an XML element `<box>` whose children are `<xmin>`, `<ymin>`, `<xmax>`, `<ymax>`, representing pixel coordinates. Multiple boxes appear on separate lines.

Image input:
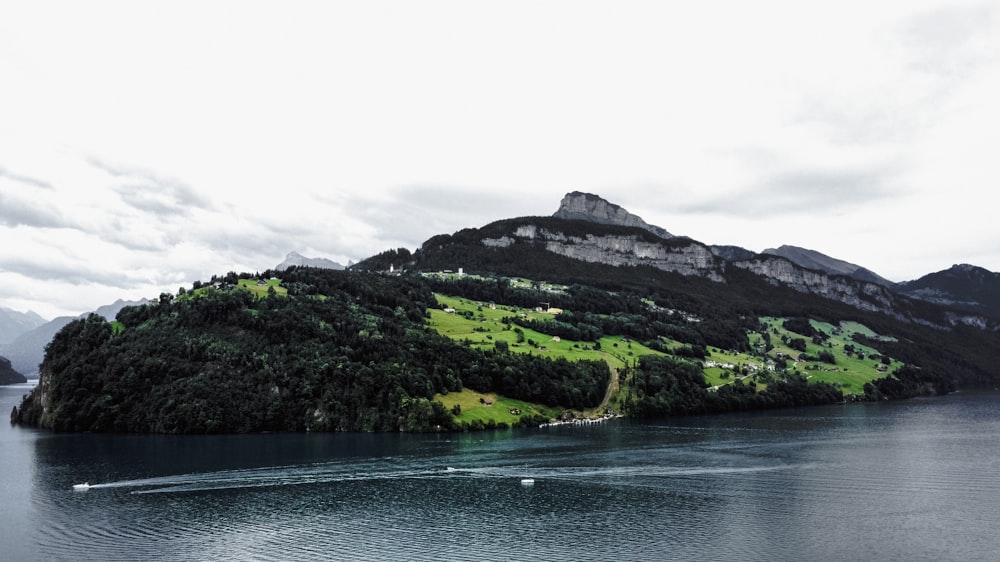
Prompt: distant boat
<box><xmin>520</xmin><ymin>478</ymin><xmax>535</xmax><ymax>485</ymax></box>
<box><xmin>72</xmin><ymin>483</ymin><xmax>91</xmax><ymax>491</ymax></box>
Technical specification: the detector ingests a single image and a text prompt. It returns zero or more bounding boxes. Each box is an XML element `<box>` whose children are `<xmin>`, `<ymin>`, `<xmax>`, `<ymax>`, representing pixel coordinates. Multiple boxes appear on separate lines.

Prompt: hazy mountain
<box><xmin>275</xmin><ymin>251</ymin><xmax>346</xmax><ymax>271</ymax></box>
<box><xmin>0</xmin><ymin>298</ymin><xmax>146</xmax><ymax>378</ymax></box>
<box><xmin>763</xmin><ymin>245</ymin><xmax>895</xmax><ymax>287</ymax></box>
<box><xmin>0</xmin><ymin>307</ymin><xmax>48</xmax><ymax>345</ymax></box>
<box><xmin>896</xmin><ymin>264</ymin><xmax>1000</xmax><ymax>321</ymax></box>
<box><xmin>0</xmin><ymin>355</ymin><xmax>27</xmax><ymax>385</ymax></box>
<box><xmin>553</xmin><ymin>191</ymin><xmax>673</xmax><ymax>239</ymax></box>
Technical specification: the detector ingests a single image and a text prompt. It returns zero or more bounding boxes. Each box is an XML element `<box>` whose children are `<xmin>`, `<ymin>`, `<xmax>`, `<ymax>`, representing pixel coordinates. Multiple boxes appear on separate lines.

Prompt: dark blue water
<box><xmin>4</xmin><ymin>382</ymin><xmax>1000</xmax><ymax>561</ymax></box>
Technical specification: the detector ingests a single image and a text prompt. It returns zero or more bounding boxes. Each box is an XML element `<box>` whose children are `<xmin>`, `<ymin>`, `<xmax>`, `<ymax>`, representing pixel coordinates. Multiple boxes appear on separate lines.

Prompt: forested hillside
<box><xmin>13</xmin><ymin>269</ymin><xmax>606</xmax><ymax>433</ymax></box>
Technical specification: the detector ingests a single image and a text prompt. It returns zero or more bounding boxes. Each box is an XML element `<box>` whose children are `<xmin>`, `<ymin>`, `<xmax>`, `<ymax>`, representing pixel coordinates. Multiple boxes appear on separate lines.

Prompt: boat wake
<box><xmin>75</xmin><ymin>461</ymin><xmax>813</xmax><ymax>495</ymax></box>
<box><xmin>76</xmin><ymin>463</ymin><xmax>473</xmax><ymax>495</ymax></box>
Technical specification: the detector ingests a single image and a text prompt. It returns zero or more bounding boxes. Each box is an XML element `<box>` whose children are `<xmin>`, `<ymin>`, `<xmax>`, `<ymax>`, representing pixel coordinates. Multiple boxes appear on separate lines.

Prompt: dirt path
<box><xmin>593</xmin><ymin>366</ymin><xmax>620</xmax><ymax>414</ymax></box>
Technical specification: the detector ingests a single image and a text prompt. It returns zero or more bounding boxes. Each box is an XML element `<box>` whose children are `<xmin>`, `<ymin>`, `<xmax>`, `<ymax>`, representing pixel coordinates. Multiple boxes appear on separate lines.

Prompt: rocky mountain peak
<box><xmin>553</xmin><ymin>192</ymin><xmax>672</xmax><ymax>239</ymax></box>
<box><xmin>275</xmin><ymin>252</ymin><xmax>345</xmax><ymax>271</ymax></box>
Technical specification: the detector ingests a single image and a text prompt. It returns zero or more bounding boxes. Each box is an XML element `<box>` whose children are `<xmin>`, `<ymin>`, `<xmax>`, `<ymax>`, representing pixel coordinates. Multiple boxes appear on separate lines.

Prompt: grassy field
<box><xmin>427</xmin><ymin>294</ymin><xmax>663</xmax><ymax>371</ymax></box>
<box><xmin>434</xmin><ymin>388</ymin><xmax>562</xmax><ymax>427</ymax></box>
<box><xmin>237</xmin><ymin>278</ymin><xmax>288</xmax><ymax>297</ymax></box>
<box><xmin>750</xmin><ymin>317</ymin><xmax>903</xmax><ymax>395</ymax></box>
<box><xmin>427</xmin><ymin>291</ymin><xmax>908</xmax><ymax>422</ymax></box>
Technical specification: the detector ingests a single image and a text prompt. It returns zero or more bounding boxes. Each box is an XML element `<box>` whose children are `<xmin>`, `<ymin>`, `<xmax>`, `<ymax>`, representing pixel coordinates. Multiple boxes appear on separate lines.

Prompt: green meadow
<box><xmin>237</xmin><ymin>278</ymin><xmax>288</xmax><ymax>297</ymax></box>
<box><xmin>428</xmin><ymin>293</ymin><xmax>905</xmax><ymax>418</ymax></box>
<box><xmin>750</xmin><ymin>317</ymin><xmax>903</xmax><ymax>395</ymax></box>
<box><xmin>427</xmin><ymin>294</ymin><xmax>661</xmax><ymax>371</ymax></box>
<box><xmin>433</xmin><ymin>388</ymin><xmax>562</xmax><ymax>427</ymax></box>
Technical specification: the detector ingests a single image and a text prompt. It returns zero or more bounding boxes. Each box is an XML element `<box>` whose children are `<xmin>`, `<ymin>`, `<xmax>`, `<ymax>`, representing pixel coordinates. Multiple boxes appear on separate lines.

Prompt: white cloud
<box><xmin>2</xmin><ymin>0</ymin><xmax>1000</xmax><ymax>317</ymax></box>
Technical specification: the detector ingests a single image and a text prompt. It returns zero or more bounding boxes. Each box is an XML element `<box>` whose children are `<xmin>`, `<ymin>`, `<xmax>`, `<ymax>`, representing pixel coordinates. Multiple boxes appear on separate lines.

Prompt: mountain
<box><xmin>365</xmin><ymin>195</ymin><xmax>984</xmax><ymax>331</ymax></box>
<box><xmin>0</xmin><ymin>355</ymin><xmax>26</xmax><ymax>385</ymax></box>
<box><xmin>275</xmin><ymin>252</ymin><xmax>346</xmax><ymax>271</ymax></box>
<box><xmin>0</xmin><ymin>298</ymin><xmax>146</xmax><ymax>377</ymax></box>
<box><xmin>896</xmin><ymin>264</ymin><xmax>1000</xmax><ymax>321</ymax></box>
<box><xmin>763</xmin><ymin>245</ymin><xmax>895</xmax><ymax>287</ymax></box>
<box><xmin>0</xmin><ymin>307</ymin><xmax>48</xmax><ymax>345</ymax></box>
<box><xmin>553</xmin><ymin>191</ymin><xmax>673</xmax><ymax>239</ymax></box>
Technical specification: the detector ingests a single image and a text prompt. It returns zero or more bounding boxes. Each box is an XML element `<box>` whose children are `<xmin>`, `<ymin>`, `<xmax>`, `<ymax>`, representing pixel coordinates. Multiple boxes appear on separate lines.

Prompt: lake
<box><xmin>3</xmin><ymin>382</ymin><xmax>1000</xmax><ymax>561</ymax></box>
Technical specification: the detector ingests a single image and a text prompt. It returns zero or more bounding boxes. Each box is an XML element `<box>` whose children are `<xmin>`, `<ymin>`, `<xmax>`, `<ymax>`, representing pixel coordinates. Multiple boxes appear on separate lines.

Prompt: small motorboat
<box><xmin>72</xmin><ymin>483</ymin><xmax>91</xmax><ymax>491</ymax></box>
<box><xmin>520</xmin><ymin>478</ymin><xmax>535</xmax><ymax>485</ymax></box>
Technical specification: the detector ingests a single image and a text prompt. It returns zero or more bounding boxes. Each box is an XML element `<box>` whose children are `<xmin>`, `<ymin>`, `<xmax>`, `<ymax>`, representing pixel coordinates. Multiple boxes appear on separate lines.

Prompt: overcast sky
<box><xmin>2</xmin><ymin>1</ymin><xmax>999</xmax><ymax>319</ymax></box>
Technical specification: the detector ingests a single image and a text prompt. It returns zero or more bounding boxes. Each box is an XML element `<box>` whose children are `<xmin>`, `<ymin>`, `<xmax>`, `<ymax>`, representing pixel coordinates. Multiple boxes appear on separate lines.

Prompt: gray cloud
<box><xmin>0</xmin><ymin>192</ymin><xmax>73</xmax><ymax>228</ymax></box>
<box><xmin>87</xmin><ymin>156</ymin><xmax>215</xmax><ymax>215</ymax></box>
<box><xmin>0</xmin><ymin>167</ymin><xmax>53</xmax><ymax>190</ymax></box>
<box><xmin>670</xmin><ymin>167</ymin><xmax>899</xmax><ymax>217</ymax></box>
<box><xmin>341</xmin><ymin>185</ymin><xmax>539</xmax><ymax>249</ymax></box>
<box><xmin>0</xmin><ymin>257</ymin><xmax>137</xmax><ymax>289</ymax></box>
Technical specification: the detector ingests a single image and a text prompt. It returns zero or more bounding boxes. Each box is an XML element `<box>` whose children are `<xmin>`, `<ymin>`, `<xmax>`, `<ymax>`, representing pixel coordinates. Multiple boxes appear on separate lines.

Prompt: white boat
<box><xmin>520</xmin><ymin>478</ymin><xmax>535</xmax><ymax>485</ymax></box>
<box><xmin>72</xmin><ymin>483</ymin><xmax>91</xmax><ymax>491</ymax></box>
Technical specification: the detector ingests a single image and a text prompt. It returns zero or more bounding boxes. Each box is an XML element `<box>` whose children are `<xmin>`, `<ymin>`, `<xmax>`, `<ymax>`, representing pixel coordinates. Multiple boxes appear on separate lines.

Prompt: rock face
<box><xmin>732</xmin><ymin>256</ymin><xmax>895</xmax><ymax>312</ymax></box>
<box><xmin>275</xmin><ymin>252</ymin><xmax>345</xmax><ymax>271</ymax></box>
<box><xmin>762</xmin><ymin>245</ymin><xmax>895</xmax><ymax>287</ymax></box>
<box><xmin>553</xmin><ymin>192</ymin><xmax>672</xmax><ymax>239</ymax></box>
<box><xmin>483</xmin><ymin>223</ymin><xmax>724</xmax><ymax>281</ymax></box>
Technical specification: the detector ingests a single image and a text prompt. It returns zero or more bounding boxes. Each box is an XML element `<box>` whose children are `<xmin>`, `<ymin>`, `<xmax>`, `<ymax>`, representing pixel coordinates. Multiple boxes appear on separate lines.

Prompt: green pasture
<box><xmin>434</xmin><ymin>389</ymin><xmax>561</xmax><ymax>426</ymax></box>
<box><xmin>429</xmin><ymin>293</ymin><xmax>904</xmax><ymax>404</ymax></box>
<box><xmin>428</xmin><ymin>294</ymin><xmax>661</xmax><ymax>370</ymax></box>
<box><xmin>754</xmin><ymin>317</ymin><xmax>903</xmax><ymax>395</ymax></box>
<box><xmin>237</xmin><ymin>278</ymin><xmax>288</xmax><ymax>297</ymax></box>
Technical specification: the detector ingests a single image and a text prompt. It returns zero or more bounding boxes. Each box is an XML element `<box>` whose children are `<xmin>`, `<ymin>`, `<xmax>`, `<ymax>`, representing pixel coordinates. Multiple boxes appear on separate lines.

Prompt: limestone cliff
<box><xmin>481</xmin><ymin>223</ymin><xmax>724</xmax><ymax>281</ymax></box>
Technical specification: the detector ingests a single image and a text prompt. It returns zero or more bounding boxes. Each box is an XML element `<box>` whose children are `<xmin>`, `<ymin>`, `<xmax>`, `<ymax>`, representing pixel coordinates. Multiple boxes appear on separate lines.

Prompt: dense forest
<box><xmin>13</xmin><ymin>269</ymin><xmax>607</xmax><ymax>433</ymax></box>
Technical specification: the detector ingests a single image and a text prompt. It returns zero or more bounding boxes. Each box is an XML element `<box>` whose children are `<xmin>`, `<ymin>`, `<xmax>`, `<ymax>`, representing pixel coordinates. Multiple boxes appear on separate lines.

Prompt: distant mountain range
<box><xmin>895</xmin><ymin>264</ymin><xmax>1000</xmax><ymax>321</ymax></box>
<box><xmin>0</xmin><ymin>299</ymin><xmax>146</xmax><ymax>379</ymax></box>
<box><xmin>0</xmin><ymin>307</ymin><xmax>47</xmax><ymax>346</ymax></box>
<box><xmin>0</xmin><ymin>355</ymin><xmax>26</xmax><ymax>385</ymax></box>
<box><xmin>275</xmin><ymin>251</ymin><xmax>347</xmax><ymax>271</ymax></box>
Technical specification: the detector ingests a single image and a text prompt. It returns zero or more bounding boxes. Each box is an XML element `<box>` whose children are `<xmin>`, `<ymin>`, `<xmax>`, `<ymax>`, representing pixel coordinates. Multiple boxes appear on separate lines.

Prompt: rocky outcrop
<box><xmin>553</xmin><ymin>192</ymin><xmax>672</xmax><ymax>239</ymax></box>
<box><xmin>732</xmin><ymin>256</ymin><xmax>995</xmax><ymax>330</ymax></box>
<box><xmin>733</xmin><ymin>256</ymin><xmax>895</xmax><ymax>313</ymax></box>
<box><xmin>762</xmin><ymin>245</ymin><xmax>895</xmax><ymax>287</ymax></box>
<box><xmin>482</xmin><ymin>223</ymin><xmax>724</xmax><ymax>281</ymax></box>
